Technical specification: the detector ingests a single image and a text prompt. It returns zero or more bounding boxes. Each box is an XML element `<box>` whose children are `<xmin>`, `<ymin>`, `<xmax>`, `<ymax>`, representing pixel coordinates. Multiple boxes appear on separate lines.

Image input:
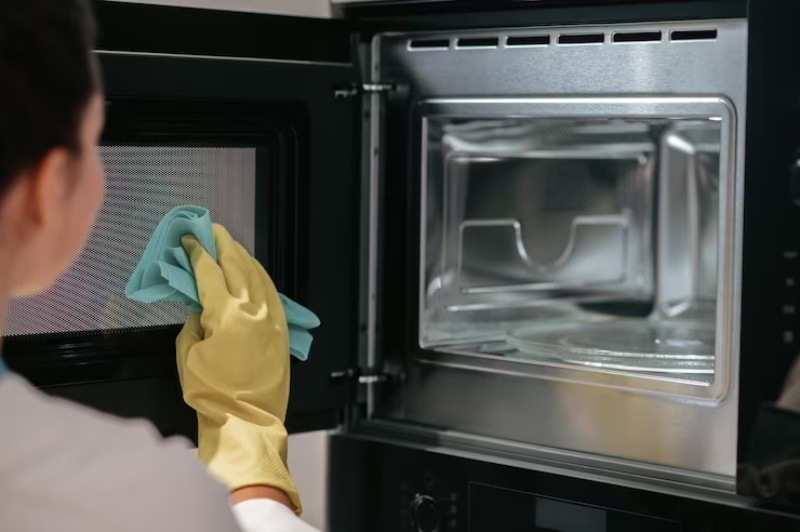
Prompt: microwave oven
<box><xmin>6</xmin><ymin>0</ymin><xmax>800</xmax><ymax>529</ymax></box>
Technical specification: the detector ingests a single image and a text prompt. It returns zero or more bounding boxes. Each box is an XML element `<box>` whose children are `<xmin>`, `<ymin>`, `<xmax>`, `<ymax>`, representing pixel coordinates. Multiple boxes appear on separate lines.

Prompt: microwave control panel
<box><xmin>329</xmin><ymin>437</ymin><xmax>800</xmax><ymax>532</ymax></box>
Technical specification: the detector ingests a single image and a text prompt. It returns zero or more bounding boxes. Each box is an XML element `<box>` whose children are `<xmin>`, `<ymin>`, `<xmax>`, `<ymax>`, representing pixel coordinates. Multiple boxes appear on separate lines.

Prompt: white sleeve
<box><xmin>232</xmin><ymin>499</ymin><xmax>323</xmax><ymax>532</ymax></box>
<box><xmin>0</xmin><ymin>374</ymin><xmax>241</xmax><ymax>532</ymax></box>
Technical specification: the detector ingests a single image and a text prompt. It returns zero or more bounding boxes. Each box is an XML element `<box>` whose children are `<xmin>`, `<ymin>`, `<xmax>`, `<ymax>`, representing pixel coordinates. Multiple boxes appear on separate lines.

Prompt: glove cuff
<box><xmin>197</xmin><ymin>414</ymin><xmax>303</xmax><ymax>515</ymax></box>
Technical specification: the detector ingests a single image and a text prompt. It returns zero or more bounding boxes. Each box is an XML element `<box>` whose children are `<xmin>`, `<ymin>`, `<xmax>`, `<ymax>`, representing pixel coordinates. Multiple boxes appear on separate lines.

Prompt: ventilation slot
<box><xmin>506</xmin><ymin>35</ymin><xmax>550</xmax><ymax>47</ymax></box>
<box><xmin>457</xmin><ymin>36</ymin><xmax>499</xmax><ymax>49</ymax></box>
<box><xmin>670</xmin><ymin>29</ymin><xmax>717</xmax><ymax>42</ymax></box>
<box><xmin>558</xmin><ymin>33</ymin><xmax>605</xmax><ymax>45</ymax></box>
<box><xmin>613</xmin><ymin>31</ymin><xmax>662</xmax><ymax>43</ymax></box>
<box><xmin>409</xmin><ymin>38</ymin><xmax>450</xmax><ymax>50</ymax></box>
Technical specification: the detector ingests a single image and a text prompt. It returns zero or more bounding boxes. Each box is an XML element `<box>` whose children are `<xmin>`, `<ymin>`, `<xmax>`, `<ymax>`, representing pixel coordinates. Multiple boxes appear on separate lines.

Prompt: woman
<box><xmin>0</xmin><ymin>1</ymin><xmax>318</xmax><ymax>530</ymax></box>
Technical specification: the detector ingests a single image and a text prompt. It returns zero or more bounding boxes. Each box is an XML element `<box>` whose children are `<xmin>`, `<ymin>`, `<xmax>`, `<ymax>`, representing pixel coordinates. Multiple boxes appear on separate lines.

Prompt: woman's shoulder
<box><xmin>0</xmin><ymin>373</ymin><xmax>239</xmax><ymax>532</ymax></box>
<box><xmin>0</xmin><ymin>373</ymin><xmax>179</xmax><ymax>454</ymax></box>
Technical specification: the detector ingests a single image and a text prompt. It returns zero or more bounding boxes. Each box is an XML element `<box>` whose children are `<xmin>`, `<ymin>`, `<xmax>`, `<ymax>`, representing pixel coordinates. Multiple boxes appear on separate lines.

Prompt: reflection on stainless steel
<box><xmin>508</xmin><ymin>319</ymin><xmax>716</xmax><ymax>379</ymax></box>
<box><xmin>421</xmin><ymin>114</ymin><xmax>722</xmax><ymax>386</ymax></box>
<box><xmin>567</xmin><ymin>358</ymin><xmax>713</xmax><ymax>374</ymax></box>
<box><xmin>458</xmin><ymin>214</ymin><xmax>631</xmax><ymax>290</ymax></box>
<box><xmin>368</xmin><ymin>19</ymin><xmax>747</xmax><ymax>481</ymax></box>
<box><xmin>422</xmin><ymin>305</ymin><xmax>574</xmax><ymax>346</ymax></box>
<box><xmin>509</xmin><ymin>320</ymin><xmax>715</xmax><ymax>359</ymax></box>
<box><xmin>422</xmin><ymin>117</ymin><xmax>658</xmax><ymax>349</ymax></box>
<box><xmin>739</xmin><ymin>353</ymin><xmax>800</xmax><ymax>504</ymax></box>
<box><xmin>658</xmin><ymin>123</ymin><xmax>721</xmax><ymax>320</ymax></box>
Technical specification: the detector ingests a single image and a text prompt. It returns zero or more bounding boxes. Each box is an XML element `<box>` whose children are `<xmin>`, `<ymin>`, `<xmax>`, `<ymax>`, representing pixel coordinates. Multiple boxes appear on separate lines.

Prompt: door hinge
<box><xmin>334</xmin><ymin>82</ymin><xmax>396</xmax><ymax>99</ymax></box>
<box><xmin>330</xmin><ymin>367</ymin><xmax>389</xmax><ymax>385</ymax></box>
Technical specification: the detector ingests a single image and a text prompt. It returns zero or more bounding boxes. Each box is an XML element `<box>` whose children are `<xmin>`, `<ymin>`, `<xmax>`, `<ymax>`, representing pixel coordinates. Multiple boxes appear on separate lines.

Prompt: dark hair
<box><xmin>0</xmin><ymin>0</ymin><xmax>98</xmax><ymax>194</ymax></box>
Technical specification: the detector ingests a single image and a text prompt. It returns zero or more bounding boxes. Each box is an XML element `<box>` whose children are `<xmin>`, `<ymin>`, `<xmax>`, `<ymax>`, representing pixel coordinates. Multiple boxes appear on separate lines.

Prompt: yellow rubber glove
<box><xmin>175</xmin><ymin>223</ymin><xmax>301</xmax><ymax>514</ymax></box>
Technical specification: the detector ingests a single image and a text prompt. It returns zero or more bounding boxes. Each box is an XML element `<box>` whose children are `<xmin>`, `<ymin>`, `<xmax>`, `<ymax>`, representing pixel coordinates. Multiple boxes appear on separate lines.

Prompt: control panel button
<box><xmin>411</xmin><ymin>494</ymin><xmax>442</xmax><ymax>532</ymax></box>
<box><xmin>791</xmin><ymin>159</ymin><xmax>800</xmax><ymax>205</ymax></box>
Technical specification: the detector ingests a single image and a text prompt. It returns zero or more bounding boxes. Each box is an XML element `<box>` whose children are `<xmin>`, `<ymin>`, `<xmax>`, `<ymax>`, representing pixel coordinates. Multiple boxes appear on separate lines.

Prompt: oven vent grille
<box><xmin>456</xmin><ymin>36</ymin><xmax>499</xmax><ymax>49</ymax></box>
<box><xmin>408</xmin><ymin>38</ymin><xmax>450</xmax><ymax>50</ymax></box>
<box><xmin>670</xmin><ymin>29</ymin><xmax>718</xmax><ymax>41</ymax></box>
<box><xmin>406</xmin><ymin>26</ymin><xmax>718</xmax><ymax>51</ymax></box>
<box><xmin>558</xmin><ymin>32</ymin><xmax>605</xmax><ymax>45</ymax></box>
<box><xmin>506</xmin><ymin>35</ymin><xmax>550</xmax><ymax>47</ymax></box>
<box><xmin>612</xmin><ymin>31</ymin><xmax>662</xmax><ymax>43</ymax></box>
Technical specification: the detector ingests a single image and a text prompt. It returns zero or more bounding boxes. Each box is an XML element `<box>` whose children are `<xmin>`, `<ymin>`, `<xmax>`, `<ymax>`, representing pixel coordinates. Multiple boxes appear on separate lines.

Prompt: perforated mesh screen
<box><xmin>4</xmin><ymin>146</ymin><xmax>257</xmax><ymax>336</ymax></box>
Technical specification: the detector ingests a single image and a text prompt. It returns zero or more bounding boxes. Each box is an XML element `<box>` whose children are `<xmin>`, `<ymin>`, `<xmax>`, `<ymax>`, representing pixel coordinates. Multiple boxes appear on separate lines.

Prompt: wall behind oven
<box><xmin>288</xmin><ymin>431</ymin><xmax>329</xmax><ymax>530</ymax></box>
<box><xmin>101</xmin><ymin>0</ymin><xmax>332</xmax><ymax>17</ymax></box>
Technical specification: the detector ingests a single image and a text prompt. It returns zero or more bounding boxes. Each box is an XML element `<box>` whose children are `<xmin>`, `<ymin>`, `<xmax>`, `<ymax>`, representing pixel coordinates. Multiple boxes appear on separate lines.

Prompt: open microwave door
<box><xmin>3</xmin><ymin>3</ymin><xmax>360</xmax><ymax>438</ymax></box>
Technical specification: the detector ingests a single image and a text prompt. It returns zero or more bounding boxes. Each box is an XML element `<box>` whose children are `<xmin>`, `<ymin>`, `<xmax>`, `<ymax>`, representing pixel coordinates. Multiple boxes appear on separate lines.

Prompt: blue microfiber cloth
<box><xmin>125</xmin><ymin>205</ymin><xmax>320</xmax><ymax>361</ymax></box>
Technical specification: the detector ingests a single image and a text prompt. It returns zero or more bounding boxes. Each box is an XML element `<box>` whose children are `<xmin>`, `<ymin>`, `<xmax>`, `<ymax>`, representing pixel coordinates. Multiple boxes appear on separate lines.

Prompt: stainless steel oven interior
<box><xmin>363</xmin><ymin>19</ymin><xmax>748</xmax><ymax>488</ymax></box>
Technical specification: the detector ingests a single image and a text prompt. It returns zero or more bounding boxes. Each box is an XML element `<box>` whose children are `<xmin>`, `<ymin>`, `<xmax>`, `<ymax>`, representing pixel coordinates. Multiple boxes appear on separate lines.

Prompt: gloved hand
<box><xmin>175</xmin><ymin>223</ymin><xmax>301</xmax><ymax>514</ymax></box>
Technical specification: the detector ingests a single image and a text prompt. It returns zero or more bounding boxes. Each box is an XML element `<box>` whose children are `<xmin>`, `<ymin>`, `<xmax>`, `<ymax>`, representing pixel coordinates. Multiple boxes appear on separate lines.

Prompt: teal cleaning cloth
<box><xmin>125</xmin><ymin>206</ymin><xmax>213</xmax><ymax>313</ymax></box>
<box><xmin>125</xmin><ymin>205</ymin><xmax>320</xmax><ymax>361</ymax></box>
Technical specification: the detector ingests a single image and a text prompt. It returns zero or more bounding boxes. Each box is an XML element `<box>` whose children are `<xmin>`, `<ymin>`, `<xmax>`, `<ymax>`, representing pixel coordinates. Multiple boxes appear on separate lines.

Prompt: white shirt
<box><xmin>0</xmin><ymin>373</ymin><xmax>321</xmax><ymax>532</ymax></box>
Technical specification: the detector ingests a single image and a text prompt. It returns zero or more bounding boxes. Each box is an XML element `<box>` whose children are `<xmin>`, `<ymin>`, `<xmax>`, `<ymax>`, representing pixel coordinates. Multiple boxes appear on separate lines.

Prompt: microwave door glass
<box><xmin>4</xmin><ymin>145</ymin><xmax>257</xmax><ymax>335</ymax></box>
<box><xmin>421</xmin><ymin>117</ymin><xmax>722</xmax><ymax>385</ymax></box>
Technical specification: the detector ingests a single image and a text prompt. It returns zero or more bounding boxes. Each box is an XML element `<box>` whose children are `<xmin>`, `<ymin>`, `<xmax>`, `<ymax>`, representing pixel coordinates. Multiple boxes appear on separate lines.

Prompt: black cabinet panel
<box><xmin>329</xmin><ymin>436</ymin><xmax>800</xmax><ymax>532</ymax></box>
